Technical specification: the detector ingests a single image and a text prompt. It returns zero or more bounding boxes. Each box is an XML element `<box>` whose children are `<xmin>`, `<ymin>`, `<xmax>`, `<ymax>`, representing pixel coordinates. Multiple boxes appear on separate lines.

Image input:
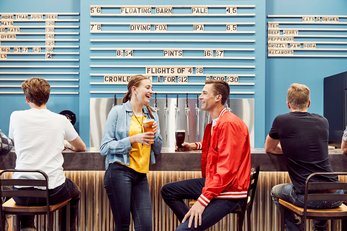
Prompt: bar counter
<box><xmin>1</xmin><ymin>148</ymin><xmax>345</xmax><ymax>171</ymax></box>
<box><xmin>1</xmin><ymin>149</ymin><xmax>346</xmax><ymax>231</ymax></box>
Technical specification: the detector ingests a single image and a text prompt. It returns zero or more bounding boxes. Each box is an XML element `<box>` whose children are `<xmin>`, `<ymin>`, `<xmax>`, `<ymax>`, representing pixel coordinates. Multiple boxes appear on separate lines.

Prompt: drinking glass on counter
<box><xmin>175</xmin><ymin>130</ymin><xmax>186</xmax><ymax>151</ymax></box>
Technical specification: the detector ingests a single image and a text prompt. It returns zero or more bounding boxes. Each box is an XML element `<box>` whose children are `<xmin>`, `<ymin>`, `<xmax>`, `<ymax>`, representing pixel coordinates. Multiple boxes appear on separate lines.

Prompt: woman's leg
<box><xmin>131</xmin><ymin>173</ymin><xmax>152</xmax><ymax>231</ymax></box>
<box><xmin>104</xmin><ymin>163</ymin><xmax>134</xmax><ymax>231</ymax></box>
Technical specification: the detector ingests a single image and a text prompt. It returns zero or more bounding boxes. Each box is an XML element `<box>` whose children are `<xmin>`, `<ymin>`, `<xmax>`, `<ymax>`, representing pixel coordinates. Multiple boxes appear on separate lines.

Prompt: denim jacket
<box><xmin>100</xmin><ymin>101</ymin><xmax>163</xmax><ymax>170</ymax></box>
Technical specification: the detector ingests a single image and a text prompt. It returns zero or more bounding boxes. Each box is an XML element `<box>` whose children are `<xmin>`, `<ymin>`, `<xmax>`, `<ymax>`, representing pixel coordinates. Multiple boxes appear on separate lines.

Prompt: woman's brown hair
<box><xmin>122</xmin><ymin>75</ymin><xmax>155</xmax><ymax>119</ymax></box>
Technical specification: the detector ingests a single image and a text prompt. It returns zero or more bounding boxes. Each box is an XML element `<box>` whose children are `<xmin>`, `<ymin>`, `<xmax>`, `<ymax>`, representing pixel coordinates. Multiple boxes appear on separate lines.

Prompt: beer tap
<box><xmin>175</xmin><ymin>95</ymin><xmax>180</xmax><ymax>137</ymax></box>
<box><xmin>113</xmin><ymin>94</ymin><xmax>117</xmax><ymax>106</ymax></box>
<box><xmin>175</xmin><ymin>94</ymin><xmax>180</xmax><ymax>117</ymax></box>
<box><xmin>185</xmin><ymin>93</ymin><xmax>190</xmax><ymax>141</ymax></box>
<box><xmin>226</xmin><ymin>96</ymin><xmax>231</xmax><ymax>112</ymax></box>
<box><xmin>195</xmin><ymin>94</ymin><xmax>200</xmax><ymax>141</ymax></box>
<box><xmin>153</xmin><ymin>92</ymin><xmax>158</xmax><ymax>111</ymax></box>
<box><xmin>164</xmin><ymin>94</ymin><xmax>169</xmax><ymax>142</ymax></box>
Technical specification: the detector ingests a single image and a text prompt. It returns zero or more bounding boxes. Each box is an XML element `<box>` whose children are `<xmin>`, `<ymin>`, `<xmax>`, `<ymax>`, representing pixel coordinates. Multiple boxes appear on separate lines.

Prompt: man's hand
<box><xmin>182</xmin><ymin>201</ymin><xmax>205</xmax><ymax>228</ymax></box>
<box><xmin>181</xmin><ymin>142</ymin><xmax>196</xmax><ymax>151</ymax></box>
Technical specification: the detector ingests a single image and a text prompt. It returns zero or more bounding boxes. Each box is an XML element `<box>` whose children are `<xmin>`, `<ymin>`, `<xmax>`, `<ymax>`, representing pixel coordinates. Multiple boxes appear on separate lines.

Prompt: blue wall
<box><xmin>1</xmin><ymin>0</ymin><xmax>346</xmax><ymax>148</ymax></box>
<box><xmin>0</xmin><ymin>0</ymin><xmax>80</xmax><ymax>132</ymax></box>
<box><xmin>265</xmin><ymin>0</ymin><xmax>347</xmax><ymax>135</ymax></box>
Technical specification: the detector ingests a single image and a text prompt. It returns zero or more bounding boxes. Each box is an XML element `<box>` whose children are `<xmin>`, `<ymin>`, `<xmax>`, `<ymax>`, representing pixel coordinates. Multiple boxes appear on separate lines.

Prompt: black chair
<box><xmin>0</xmin><ymin>169</ymin><xmax>71</xmax><ymax>231</ymax></box>
<box><xmin>232</xmin><ymin>166</ymin><xmax>260</xmax><ymax>231</ymax></box>
<box><xmin>279</xmin><ymin>172</ymin><xmax>347</xmax><ymax>231</ymax></box>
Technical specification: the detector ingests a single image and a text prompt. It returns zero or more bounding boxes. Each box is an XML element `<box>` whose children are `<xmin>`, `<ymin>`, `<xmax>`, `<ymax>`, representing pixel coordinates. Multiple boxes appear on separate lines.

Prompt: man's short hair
<box><xmin>21</xmin><ymin>77</ymin><xmax>50</xmax><ymax>106</ymax></box>
<box><xmin>205</xmin><ymin>80</ymin><xmax>230</xmax><ymax>105</ymax></box>
<box><xmin>287</xmin><ymin>83</ymin><xmax>310</xmax><ymax>110</ymax></box>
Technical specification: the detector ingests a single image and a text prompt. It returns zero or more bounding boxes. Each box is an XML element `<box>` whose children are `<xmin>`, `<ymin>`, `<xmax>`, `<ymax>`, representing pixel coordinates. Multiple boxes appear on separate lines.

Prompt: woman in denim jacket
<box><xmin>100</xmin><ymin>75</ymin><xmax>162</xmax><ymax>231</ymax></box>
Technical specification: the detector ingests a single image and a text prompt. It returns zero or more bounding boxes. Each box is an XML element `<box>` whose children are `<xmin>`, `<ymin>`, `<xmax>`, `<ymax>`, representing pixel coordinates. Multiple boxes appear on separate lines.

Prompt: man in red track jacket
<box><xmin>161</xmin><ymin>80</ymin><xmax>251</xmax><ymax>231</ymax></box>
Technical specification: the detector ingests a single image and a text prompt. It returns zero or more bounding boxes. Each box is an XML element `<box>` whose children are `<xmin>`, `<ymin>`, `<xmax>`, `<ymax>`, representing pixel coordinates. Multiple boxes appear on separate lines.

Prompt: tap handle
<box><xmin>165</xmin><ymin>94</ymin><xmax>168</xmax><ymax>108</ymax></box>
<box><xmin>196</xmin><ymin>94</ymin><xmax>199</xmax><ymax>108</ymax></box>
<box><xmin>113</xmin><ymin>94</ymin><xmax>117</xmax><ymax>106</ymax></box>
<box><xmin>186</xmin><ymin>93</ymin><xmax>189</xmax><ymax>108</ymax></box>
<box><xmin>154</xmin><ymin>92</ymin><xmax>158</xmax><ymax>108</ymax></box>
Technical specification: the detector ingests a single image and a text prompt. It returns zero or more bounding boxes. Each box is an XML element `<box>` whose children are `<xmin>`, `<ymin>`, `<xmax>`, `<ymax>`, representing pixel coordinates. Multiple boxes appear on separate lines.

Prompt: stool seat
<box><xmin>279</xmin><ymin>199</ymin><xmax>347</xmax><ymax>218</ymax></box>
<box><xmin>3</xmin><ymin>198</ymin><xmax>71</xmax><ymax>214</ymax></box>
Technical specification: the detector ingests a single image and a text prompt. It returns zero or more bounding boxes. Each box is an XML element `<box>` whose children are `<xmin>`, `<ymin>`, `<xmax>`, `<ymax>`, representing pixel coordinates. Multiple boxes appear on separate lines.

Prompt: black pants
<box><xmin>104</xmin><ymin>162</ymin><xmax>152</xmax><ymax>231</ymax></box>
<box><xmin>14</xmin><ymin>178</ymin><xmax>80</xmax><ymax>231</ymax></box>
<box><xmin>161</xmin><ymin>178</ymin><xmax>245</xmax><ymax>231</ymax></box>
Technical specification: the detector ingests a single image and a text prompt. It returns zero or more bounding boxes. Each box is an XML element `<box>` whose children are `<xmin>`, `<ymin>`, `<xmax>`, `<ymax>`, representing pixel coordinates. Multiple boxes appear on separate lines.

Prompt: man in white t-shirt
<box><xmin>9</xmin><ymin>77</ymin><xmax>86</xmax><ymax>231</ymax></box>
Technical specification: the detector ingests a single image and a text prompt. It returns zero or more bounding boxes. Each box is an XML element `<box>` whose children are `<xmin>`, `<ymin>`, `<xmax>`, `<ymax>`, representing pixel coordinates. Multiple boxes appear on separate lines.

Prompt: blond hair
<box><xmin>287</xmin><ymin>83</ymin><xmax>310</xmax><ymax>110</ymax></box>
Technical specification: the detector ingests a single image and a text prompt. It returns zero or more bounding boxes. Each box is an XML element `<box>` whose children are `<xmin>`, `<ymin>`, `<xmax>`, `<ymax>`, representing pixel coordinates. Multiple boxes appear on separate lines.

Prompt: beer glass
<box><xmin>143</xmin><ymin>119</ymin><xmax>155</xmax><ymax>144</ymax></box>
<box><xmin>175</xmin><ymin>130</ymin><xmax>185</xmax><ymax>151</ymax></box>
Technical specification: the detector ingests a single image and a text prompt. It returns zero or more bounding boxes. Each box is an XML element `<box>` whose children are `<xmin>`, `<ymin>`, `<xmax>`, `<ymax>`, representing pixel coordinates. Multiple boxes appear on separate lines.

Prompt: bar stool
<box><xmin>0</xmin><ymin>169</ymin><xmax>71</xmax><ymax>231</ymax></box>
<box><xmin>278</xmin><ymin>171</ymin><xmax>347</xmax><ymax>231</ymax></box>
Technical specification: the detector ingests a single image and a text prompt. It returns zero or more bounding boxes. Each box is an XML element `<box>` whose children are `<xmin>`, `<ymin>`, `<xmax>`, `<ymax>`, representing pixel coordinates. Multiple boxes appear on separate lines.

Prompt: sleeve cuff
<box><xmin>197</xmin><ymin>194</ymin><xmax>210</xmax><ymax>207</ymax></box>
<box><xmin>120</xmin><ymin>137</ymin><xmax>132</xmax><ymax>152</ymax></box>
<box><xmin>195</xmin><ymin>142</ymin><xmax>202</xmax><ymax>150</ymax></box>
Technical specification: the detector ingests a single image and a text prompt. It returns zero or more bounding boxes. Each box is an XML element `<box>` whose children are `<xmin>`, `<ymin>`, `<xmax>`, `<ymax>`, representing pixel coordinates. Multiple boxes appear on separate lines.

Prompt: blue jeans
<box><xmin>271</xmin><ymin>183</ymin><xmax>342</xmax><ymax>231</ymax></box>
<box><xmin>14</xmin><ymin>178</ymin><xmax>80</xmax><ymax>231</ymax></box>
<box><xmin>161</xmin><ymin>178</ymin><xmax>246</xmax><ymax>231</ymax></box>
<box><xmin>104</xmin><ymin>162</ymin><xmax>152</xmax><ymax>231</ymax></box>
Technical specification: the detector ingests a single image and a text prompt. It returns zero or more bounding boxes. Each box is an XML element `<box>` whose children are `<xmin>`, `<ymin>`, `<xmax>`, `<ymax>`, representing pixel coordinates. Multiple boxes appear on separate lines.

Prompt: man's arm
<box><xmin>264</xmin><ymin>135</ymin><xmax>283</xmax><ymax>154</ymax></box>
<box><xmin>181</xmin><ymin>142</ymin><xmax>202</xmax><ymax>151</ymax></box>
<box><xmin>65</xmin><ymin>136</ymin><xmax>86</xmax><ymax>152</ymax></box>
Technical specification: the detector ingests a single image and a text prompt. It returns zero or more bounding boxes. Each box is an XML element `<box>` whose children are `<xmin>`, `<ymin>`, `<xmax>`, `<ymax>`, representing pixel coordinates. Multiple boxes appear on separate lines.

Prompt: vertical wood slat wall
<box><xmin>6</xmin><ymin>171</ymin><xmax>346</xmax><ymax>230</ymax></box>
<box><xmin>65</xmin><ymin>171</ymin><xmax>291</xmax><ymax>231</ymax></box>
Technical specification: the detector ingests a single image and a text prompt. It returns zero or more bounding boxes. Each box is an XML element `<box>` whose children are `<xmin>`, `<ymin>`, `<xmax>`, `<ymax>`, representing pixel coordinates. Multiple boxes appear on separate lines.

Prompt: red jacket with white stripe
<box><xmin>196</xmin><ymin>108</ymin><xmax>251</xmax><ymax>207</ymax></box>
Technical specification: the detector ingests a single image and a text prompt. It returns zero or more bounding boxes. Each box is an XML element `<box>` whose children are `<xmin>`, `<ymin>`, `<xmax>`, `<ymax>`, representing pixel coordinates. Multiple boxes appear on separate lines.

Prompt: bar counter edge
<box><xmin>1</xmin><ymin>148</ymin><xmax>345</xmax><ymax>171</ymax></box>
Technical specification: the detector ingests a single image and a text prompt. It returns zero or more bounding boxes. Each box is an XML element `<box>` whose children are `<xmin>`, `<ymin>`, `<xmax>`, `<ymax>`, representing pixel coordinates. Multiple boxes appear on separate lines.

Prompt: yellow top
<box><xmin>128</xmin><ymin>115</ymin><xmax>151</xmax><ymax>173</ymax></box>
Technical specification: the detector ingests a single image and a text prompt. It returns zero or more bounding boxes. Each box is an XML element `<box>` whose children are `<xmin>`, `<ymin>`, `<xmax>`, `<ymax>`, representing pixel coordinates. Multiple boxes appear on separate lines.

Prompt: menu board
<box><xmin>268</xmin><ymin>15</ymin><xmax>347</xmax><ymax>58</ymax></box>
<box><xmin>89</xmin><ymin>4</ymin><xmax>257</xmax><ymax>95</ymax></box>
<box><xmin>0</xmin><ymin>12</ymin><xmax>80</xmax><ymax>94</ymax></box>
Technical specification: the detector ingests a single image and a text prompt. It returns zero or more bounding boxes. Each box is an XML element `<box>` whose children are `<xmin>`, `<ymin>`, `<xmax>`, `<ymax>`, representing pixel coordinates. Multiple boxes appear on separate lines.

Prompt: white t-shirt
<box><xmin>9</xmin><ymin>108</ymin><xmax>78</xmax><ymax>189</ymax></box>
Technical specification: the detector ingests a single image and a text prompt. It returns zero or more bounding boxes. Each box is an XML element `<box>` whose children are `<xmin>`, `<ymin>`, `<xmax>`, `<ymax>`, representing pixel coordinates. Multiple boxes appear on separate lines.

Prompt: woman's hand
<box><xmin>130</xmin><ymin>132</ymin><xmax>155</xmax><ymax>145</ymax></box>
<box><xmin>152</xmin><ymin>121</ymin><xmax>158</xmax><ymax>133</ymax></box>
